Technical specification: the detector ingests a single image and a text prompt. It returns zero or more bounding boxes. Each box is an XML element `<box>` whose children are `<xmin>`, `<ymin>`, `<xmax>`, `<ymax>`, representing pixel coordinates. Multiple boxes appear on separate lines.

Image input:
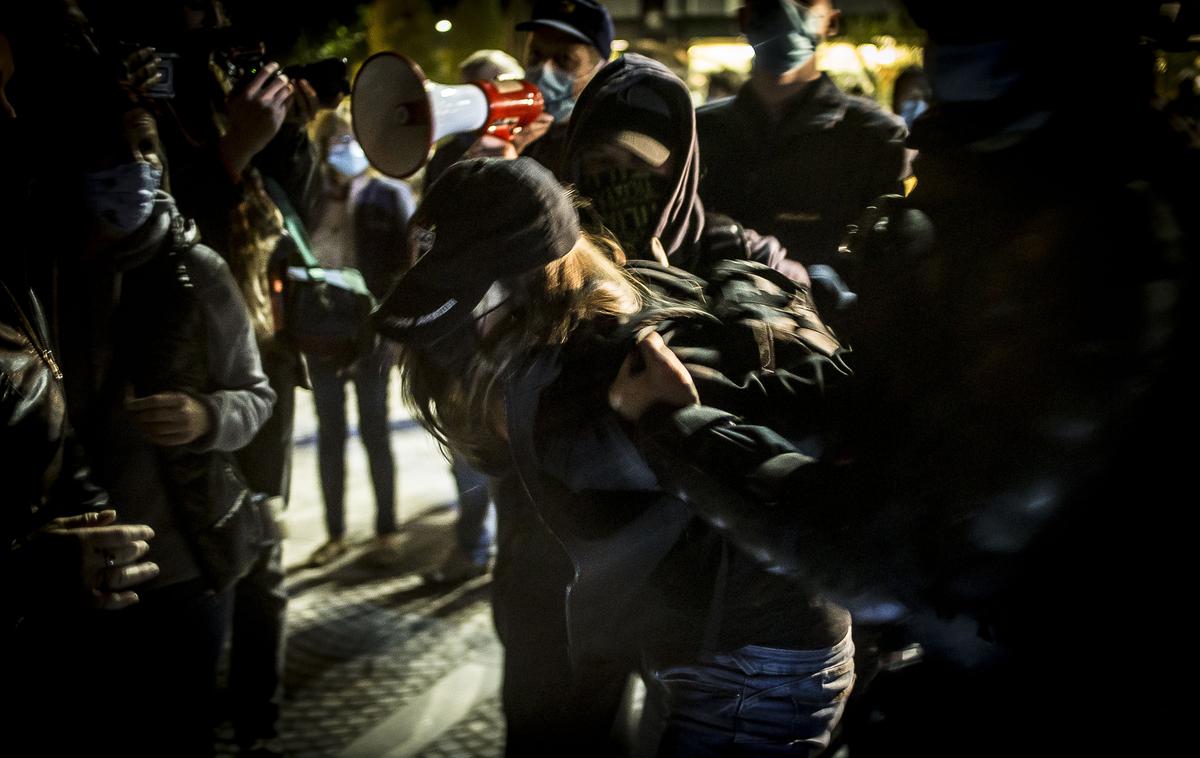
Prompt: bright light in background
<box><xmin>435</xmin><ymin>19</ymin><xmax>452</xmax><ymax>33</ymax></box>
<box><xmin>612</xmin><ymin>39</ymin><xmax>630</xmax><ymax>52</ymax></box>
<box><xmin>818</xmin><ymin>42</ymin><xmax>861</xmax><ymax>75</ymax></box>
<box><xmin>687</xmin><ymin>42</ymin><xmax>755</xmax><ymax>75</ymax></box>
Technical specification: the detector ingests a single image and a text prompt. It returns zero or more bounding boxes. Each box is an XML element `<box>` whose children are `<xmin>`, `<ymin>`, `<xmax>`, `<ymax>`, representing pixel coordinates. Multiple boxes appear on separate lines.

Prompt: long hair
<box><xmin>400</xmin><ymin>233</ymin><xmax>700</xmax><ymax>470</ymax></box>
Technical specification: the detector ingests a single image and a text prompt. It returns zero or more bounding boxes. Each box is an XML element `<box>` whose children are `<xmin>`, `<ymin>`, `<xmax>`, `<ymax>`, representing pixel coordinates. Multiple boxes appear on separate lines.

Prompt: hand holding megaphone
<box><xmin>352</xmin><ymin>52</ymin><xmax>545</xmax><ymax>178</ymax></box>
<box><xmin>468</xmin><ymin>111</ymin><xmax>555</xmax><ymax>159</ymax></box>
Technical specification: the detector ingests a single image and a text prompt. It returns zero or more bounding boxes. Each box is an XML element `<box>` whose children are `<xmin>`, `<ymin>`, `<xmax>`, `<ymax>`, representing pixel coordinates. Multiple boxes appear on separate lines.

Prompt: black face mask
<box><xmin>578</xmin><ymin>167</ymin><xmax>671</xmax><ymax>258</ymax></box>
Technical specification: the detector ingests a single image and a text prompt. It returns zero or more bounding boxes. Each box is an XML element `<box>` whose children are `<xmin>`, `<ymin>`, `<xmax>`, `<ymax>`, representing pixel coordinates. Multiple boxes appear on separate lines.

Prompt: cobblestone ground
<box><xmin>216</xmin><ymin>507</ymin><xmax>504</xmax><ymax>757</ymax></box>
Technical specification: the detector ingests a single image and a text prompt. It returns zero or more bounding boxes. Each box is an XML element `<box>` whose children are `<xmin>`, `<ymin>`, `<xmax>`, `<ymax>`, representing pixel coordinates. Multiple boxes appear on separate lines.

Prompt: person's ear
<box><xmin>826</xmin><ymin>10</ymin><xmax>842</xmax><ymax>39</ymax></box>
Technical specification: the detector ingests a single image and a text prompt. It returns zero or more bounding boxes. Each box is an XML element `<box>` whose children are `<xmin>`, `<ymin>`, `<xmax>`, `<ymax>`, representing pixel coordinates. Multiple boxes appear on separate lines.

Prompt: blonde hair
<box><xmin>226</xmin><ymin>172</ymin><xmax>285</xmax><ymax>339</ymax></box>
<box><xmin>399</xmin><ymin>235</ymin><xmax>644</xmax><ymax>469</ymax></box>
<box><xmin>311</xmin><ymin>101</ymin><xmax>353</xmax><ymax>159</ymax></box>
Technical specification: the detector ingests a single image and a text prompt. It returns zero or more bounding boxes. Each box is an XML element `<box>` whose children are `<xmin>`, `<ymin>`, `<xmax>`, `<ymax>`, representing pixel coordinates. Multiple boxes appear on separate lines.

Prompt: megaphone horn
<box><xmin>352</xmin><ymin>52</ymin><xmax>545</xmax><ymax>179</ymax></box>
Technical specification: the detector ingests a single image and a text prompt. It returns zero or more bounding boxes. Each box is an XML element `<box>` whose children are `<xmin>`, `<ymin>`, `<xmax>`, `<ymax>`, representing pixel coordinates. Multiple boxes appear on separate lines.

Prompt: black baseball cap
<box><xmin>373</xmin><ymin>158</ymin><xmax>580</xmax><ymax>347</ymax></box>
<box><xmin>516</xmin><ymin>0</ymin><xmax>615</xmax><ymax>60</ymax></box>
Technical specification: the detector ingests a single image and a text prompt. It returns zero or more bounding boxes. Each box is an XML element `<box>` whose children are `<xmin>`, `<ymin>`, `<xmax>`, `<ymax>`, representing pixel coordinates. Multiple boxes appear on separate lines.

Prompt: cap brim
<box><xmin>373</xmin><ymin>267</ymin><xmax>491</xmax><ymax>347</ymax></box>
<box><xmin>514</xmin><ymin>19</ymin><xmax>596</xmax><ymax>50</ymax></box>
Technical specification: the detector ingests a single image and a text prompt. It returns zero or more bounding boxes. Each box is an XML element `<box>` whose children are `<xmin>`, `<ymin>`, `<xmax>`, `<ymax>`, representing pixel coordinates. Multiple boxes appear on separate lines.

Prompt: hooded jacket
<box><xmin>562</xmin><ymin>54</ymin><xmax>789</xmax><ymax>275</ymax></box>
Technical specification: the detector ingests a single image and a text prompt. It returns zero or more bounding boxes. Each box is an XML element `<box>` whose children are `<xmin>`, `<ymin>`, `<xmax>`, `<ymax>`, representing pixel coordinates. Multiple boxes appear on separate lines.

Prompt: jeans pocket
<box><xmin>791</xmin><ymin>661</ymin><xmax>856</xmax><ymax>709</ymax></box>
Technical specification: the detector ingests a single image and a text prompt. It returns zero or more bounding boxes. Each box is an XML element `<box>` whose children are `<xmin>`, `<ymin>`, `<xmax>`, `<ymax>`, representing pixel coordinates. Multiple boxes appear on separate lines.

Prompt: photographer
<box><xmin>82</xmin><ymin>2</ymin><xmax>330</xmax><ymax>751</ymax></box>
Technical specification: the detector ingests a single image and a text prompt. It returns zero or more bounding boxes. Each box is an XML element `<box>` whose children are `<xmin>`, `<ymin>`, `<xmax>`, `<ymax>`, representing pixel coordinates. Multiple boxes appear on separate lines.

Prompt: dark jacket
<box><xmin>2</xmin><ymin>283</ymin><xmax>109</xmax><ymax>629</ymax></box>
<box><xmin>696</xmin><ymin>74</ymin><xmax>908</xmax><ymax>267</ymax></box>
<box><xmin>58</xmin><ymin>196</ymin><xmax>275</xmax><ymax>590</ymax></box>
<box><xmin>644</xmin><ymin>105</ymin><xmax>1197</xmax><ymax>676</ymax></box>
<box><xmin>503</xmin><ymin>260</ymin><xmax>852</xmax><ymax>665</ymax></box>
<box><xmin>563</xmin><ymin>54</ymin><xmax>789</xmax><ymax>275</ymax></box>
<box><xmin>350</xmin><ymin>176</ymin><xmax>417</xmax><ymax>300</ymax></box>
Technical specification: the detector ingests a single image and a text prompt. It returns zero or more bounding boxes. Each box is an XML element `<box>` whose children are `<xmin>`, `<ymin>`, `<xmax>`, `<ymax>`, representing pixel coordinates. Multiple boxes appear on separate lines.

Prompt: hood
<box><xmin>562</xmin><ymin>53</ymin><xmax>703</xmax><ymax>262</ymax></box>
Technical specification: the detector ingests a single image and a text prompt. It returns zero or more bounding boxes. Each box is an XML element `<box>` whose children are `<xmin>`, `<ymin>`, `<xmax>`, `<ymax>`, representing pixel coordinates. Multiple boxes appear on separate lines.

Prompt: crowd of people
<box><xmin>3</xmin><ymin>0</ymin><xmax>1195</xmax><ymax>757</ymax></box>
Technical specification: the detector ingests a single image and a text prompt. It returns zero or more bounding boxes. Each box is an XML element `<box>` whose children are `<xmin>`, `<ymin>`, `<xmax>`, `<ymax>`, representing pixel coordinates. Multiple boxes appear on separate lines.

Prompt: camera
<box><xmin>215</xmin><ymin>47</ymin><xmax>348</xmax><ymax>109</ymax></box>
<box><xmin>111</xmin><ymin>42</ymin><xmax>179</xmax><ymax>100</ymax></box>
<box><xmin>283</xmin><ymin>58</ymin><xmax>350</xmax><ymax>109</ymax></box>
<box><xmin>212</xmin><ymin>45</ymin><xmax>272</xmax><ymax>89</ymax></box>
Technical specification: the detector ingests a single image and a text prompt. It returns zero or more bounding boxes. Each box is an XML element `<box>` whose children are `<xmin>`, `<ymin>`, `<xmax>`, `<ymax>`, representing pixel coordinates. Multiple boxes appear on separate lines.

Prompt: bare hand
<box><xmin>220</xmin><ymin>62</ymin><xmax>289</xmax><ymax>176</ymax></box>
<box><xmin>285</xmin><ymin>78</ymin><xmax>320</xmax><ymax>125</ymax></box>
<box><xmin>467</xmin><ymin>133</ymin><xmax>518</xmax><ymax>160</ymax></box>
<box><xmin>121</xmin><ymin>47</ymin><xmax>161</xmax><ymax>94</ymax></box>
<box><xmin>608</xmin><ymin>331</ymin><xmax>699</xmax><ymax>422</ymax></box>
<box><xmin>125</xmin><ymin>391</ymin><xmax>212</xmax><ymax>447</ymax></box>
<box><xmin>511</xmin><ymin>112</ymin><xmax>554</xmax><ymax>155</ymax></box>
<box><xmin>33</xmin><ymin>510</ymin><xmax>159</xmax><ymax>610</ymax></box>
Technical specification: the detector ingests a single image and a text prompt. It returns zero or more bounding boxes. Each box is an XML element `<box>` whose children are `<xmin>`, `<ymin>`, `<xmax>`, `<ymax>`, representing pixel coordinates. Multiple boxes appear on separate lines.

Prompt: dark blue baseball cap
<box><xmin>516</xmin><ymin>0</ymin><xmax>615</xmax><ymax>60</ymax></box>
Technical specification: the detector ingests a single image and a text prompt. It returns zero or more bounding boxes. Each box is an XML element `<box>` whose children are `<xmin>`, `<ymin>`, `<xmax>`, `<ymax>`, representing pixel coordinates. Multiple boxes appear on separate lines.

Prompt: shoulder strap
<box><xmin>262</xmin><ymin>176</ymin><xmax>319</xmax><ymax>268</ymax></box>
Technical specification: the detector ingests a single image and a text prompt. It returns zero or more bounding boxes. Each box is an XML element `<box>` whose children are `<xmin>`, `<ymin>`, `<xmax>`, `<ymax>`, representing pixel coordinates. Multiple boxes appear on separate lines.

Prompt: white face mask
<box><xmin>327</xmin><ymin>137</ymin><xmax>370</xmax><ymax>178</ymax></box>
<box><xmin>84</xmin><ymin>161</ymin><xmax>163</xmax><ymax>237</ymax></box>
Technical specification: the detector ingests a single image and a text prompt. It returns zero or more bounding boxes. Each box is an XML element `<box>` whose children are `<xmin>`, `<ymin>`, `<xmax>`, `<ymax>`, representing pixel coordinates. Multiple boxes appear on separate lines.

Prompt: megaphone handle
<box><xmin>487</xmin><ymin>123</ymin><xmax>513</xmax><ymax>142</ymax></box>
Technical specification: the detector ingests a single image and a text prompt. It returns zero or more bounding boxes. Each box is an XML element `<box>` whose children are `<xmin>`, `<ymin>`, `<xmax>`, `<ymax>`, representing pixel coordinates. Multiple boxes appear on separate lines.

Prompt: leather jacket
<box><xmin>2</xmin><ymin>281</ymin><xmax>108</xmax><ymax>629</ymax></box>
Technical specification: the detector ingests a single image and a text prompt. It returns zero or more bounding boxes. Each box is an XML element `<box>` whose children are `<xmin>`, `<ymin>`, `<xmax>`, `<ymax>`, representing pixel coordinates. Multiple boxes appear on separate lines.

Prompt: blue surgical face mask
<box><xmin>898</xmin><ymin>97</ymin><xmax>929</xmax><ymax>128</ymax></box>
<box><xmin>84</xmin><ymin>161</ymin><xmax>163</xmax><ymax>237</ymax></box>
<box><xmin>525</xmin><ymin>62</ymin><xmax>576</xmax><ymax>122</ymax></box>
<box><xmin>745</xmin><ymin>0</ymin><xmax>824</xmax><ymax>77</ymax></box>
<box><xmin>327</xmin><ymin>137</ymin><xmax>370</xmax><ymax>178</ymax></box>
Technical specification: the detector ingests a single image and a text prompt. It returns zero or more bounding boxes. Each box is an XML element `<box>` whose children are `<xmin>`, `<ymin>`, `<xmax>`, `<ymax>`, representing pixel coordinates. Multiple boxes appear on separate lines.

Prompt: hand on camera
<box><xmin>285</xmin><ymin>78</ymin><xmax>320</xmax><ymax>125</ymax></box>
<box><xmin>120</xmin><ymin>46</ymin><xmax>161</xmax><ymax>94</ymax></box>
<box><xmin>220</xmin><ymin>61</ymin><xmax>290</xmax><ymax>177</ymax></box>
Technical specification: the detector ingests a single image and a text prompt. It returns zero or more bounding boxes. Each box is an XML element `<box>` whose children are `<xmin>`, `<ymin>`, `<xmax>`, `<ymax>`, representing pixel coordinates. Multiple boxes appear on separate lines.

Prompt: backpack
<box><xmin>262</xmin><ymin>178</ymin><xmax>376</xmax><ymax>366</ymax></box>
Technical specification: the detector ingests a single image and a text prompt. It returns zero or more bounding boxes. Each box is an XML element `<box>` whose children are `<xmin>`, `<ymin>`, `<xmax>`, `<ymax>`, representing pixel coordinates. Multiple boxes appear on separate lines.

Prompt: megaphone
<box><xmin>352</xmin><ymin>52</ymin><xmax>544</xmax><ymax>179</ymax></box>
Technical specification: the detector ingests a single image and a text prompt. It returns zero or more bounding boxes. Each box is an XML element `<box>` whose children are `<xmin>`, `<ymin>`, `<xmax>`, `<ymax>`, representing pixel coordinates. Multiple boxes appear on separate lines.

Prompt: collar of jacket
<box><xmin>732</xmin><ymin>73</ymin><xmax>849</xmax><ymax>138</ymax></box>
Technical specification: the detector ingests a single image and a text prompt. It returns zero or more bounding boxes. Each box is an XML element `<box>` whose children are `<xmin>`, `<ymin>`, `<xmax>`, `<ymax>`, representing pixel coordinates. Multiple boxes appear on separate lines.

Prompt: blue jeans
<box><xmin>450</xmin><ymin>452</ymin><xmax>496</xmax><ymax>564</ymax></box>
<box><xmin>309</xmin><ymin>347</ymin><xmax>397</xmax><ymax>538</ymax></box>
<box><xmin>644</xmin><ymin>632</ymin><xmax>855</xmax><ymax>757</ymax></box>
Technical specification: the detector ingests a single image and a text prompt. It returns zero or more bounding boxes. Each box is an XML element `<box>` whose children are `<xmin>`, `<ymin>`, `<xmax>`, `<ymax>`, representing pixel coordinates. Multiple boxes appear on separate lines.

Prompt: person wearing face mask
<box><xmin>697</xmin><ymin>0</ymin><xmax>908</xmax><ymax>276</ymax></box>
<box><xmin>891</xmin><ymin>65</ymin><xmax>930</xmax><ymax>130</ymax></box>
<box><xmin>2</xmin><ymin>21</ymin><xmax>161</xmax><ymax>657</ymax></box>
<box><xmin>302</xmin><ymin>106</ymin><xmax>415</xmax><ymax>568</ymax></box>
<box><xmin>563</xmin><ymin>53</ymin><xmax>802</xmax><ymax>281</ymax></box>
<box><xmin>463</xmin><ymin>0</ymin><xmax>612</xmax><ymax>173</ymax></box>
<box><xmin>34</xmin><ymin>67</ymin><xmax>276</xmax><ymax>753</ymax></box>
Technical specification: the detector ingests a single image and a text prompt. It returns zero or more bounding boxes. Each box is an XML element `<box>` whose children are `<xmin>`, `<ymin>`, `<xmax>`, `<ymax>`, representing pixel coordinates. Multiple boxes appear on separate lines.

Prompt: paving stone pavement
<box><xmin>214</xmin><ymin>383</ymin><xmax>507</xmax><ymax>757</ymax></box>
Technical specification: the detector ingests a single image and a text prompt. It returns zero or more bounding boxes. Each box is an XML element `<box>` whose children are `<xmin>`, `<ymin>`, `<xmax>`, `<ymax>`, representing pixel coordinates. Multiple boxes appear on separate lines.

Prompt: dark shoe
<box><xmin>422</xmin><ymin>550</ymin><xmax>490</xmax><ymax>586</ymax></box>
<box><xmin>306</xmin><ymin>538</ymin><xmax>347</xmax><ymax>567</ymax></box>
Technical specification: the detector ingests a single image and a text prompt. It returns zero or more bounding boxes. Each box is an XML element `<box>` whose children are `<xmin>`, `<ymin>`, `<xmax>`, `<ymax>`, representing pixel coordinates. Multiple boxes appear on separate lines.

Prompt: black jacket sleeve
<box><xmin>634</xmin><ymin>403</ymin><xmax>848</xmax><ymax>578</ymax></box>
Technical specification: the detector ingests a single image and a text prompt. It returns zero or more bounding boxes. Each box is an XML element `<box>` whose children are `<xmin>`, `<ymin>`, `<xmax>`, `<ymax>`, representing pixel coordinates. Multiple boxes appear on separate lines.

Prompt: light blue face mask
<box><xmin>745</xmin><ymin>0</ymin><xmax>823</xmax><ymax>77</ymax></box>
<box><xmin>525</xmin><ymin>62</ymin><xmax>576</xmax><ymax>122</ymax></box>
<box><xmin>84</xmin><ymin>161</ymin><xmax>163</xmax><ymax>237</ymax></box>
<box><xmin>898</xmin><ymin>98</ymin><xmax>929</xmax><ymax>128</ymax></box>
<box><xmin>328</xmin><ymin>138</ymin><xmax>370</xmax><ymax>178</ymax></box>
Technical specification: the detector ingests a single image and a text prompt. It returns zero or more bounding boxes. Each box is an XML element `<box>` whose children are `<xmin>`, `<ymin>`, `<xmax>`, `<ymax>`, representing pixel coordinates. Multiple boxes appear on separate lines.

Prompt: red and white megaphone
<box><xmin>351</xmin><ymin>51</ymin><xmax>544</xmax><ymax>179</ymax></box>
